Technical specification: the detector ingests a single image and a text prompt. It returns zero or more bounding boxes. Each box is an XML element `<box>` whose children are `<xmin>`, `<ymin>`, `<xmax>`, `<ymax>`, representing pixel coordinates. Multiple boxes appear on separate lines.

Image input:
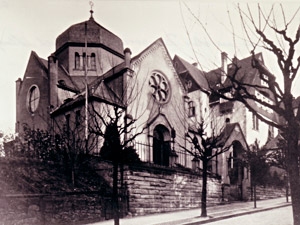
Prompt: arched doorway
<box><xmin>153</xmin><ymin>125</ymin><xmax>171</xmax><ymax>166</ymax></box>
<box><xmin>228</xmin><ymin>141</ymin><xmax>245</xmax><ymax>200</ymax></box>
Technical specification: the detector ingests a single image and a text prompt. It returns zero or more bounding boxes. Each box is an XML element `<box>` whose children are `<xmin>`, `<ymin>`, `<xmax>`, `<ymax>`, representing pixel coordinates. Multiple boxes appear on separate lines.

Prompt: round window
<box><xmin>149</xmin><ymin>72</ymin><xmax>170</xmax><ymax>104</ymax></box>
<box><xmin>28</xmin><ymin>85</ymin><xmax>40</xmax><ymax>113</ymax></box>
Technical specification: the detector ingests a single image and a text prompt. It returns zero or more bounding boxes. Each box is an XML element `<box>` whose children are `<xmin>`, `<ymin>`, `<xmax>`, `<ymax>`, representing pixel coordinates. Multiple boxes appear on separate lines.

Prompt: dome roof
<box><xmin>56</xmin><ymin>17</ymin><xmax>124</xmax><ymax>55</ymax></box>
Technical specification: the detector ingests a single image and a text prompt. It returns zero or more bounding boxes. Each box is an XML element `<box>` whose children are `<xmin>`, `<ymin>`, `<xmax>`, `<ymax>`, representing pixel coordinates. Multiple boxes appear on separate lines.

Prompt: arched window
<box><xmin>90</xmin><ymin>53</ymin><xmax>96</xmax><ymax>70</ymax></box>
<box><xmin>75</xmin><ymin>52</ymin><xmax>80</xmax><ymax>69</ymax></box>
<box><xmin>28</xmin><ymin>85</ymin><xmax>40</xmax><ymax>113</ymax></box>
<box><xmin>82</xmin><ymin>52</ymin><xmax>86</xmax><ymax>70</ymax></box>
<box><xmin>153</xmin><ymin>125</ymin><xmax>171</xmax><ymax>166</ymax></box>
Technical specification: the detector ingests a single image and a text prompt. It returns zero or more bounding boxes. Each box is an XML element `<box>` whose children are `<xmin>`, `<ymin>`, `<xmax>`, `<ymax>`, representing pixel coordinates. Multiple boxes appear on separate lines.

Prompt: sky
<box><xmin>0</xmin><ymin>0</ymin><xmax>299</xmax><ymax>134</ymax></box>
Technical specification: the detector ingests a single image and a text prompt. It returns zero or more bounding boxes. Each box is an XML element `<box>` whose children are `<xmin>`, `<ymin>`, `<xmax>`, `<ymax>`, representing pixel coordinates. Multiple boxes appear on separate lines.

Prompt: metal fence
<box><xmin>134</xmin><ymin>141</ymin><xmax>222</xmax><ymax>175</ymax></box>
<box><xmin>134</xmin><ymin>141</ymin><xmax>193</xmax><ymax>169</ymax></box>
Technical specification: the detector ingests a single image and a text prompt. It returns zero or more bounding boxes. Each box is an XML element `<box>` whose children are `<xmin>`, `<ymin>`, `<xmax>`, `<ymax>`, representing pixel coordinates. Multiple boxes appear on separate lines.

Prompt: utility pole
<box><xmin>84</xmin><ymin>20</ymin><xmax>88</xmax><ymax>153</ymax></box>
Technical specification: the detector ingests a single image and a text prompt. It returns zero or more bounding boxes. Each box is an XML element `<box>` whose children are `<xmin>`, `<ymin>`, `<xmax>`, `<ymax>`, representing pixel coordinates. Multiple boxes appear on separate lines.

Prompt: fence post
<box><xmin>40</xmin><ymin>195</ymin><xmax>46</xmax><ymax>225</ymax></box>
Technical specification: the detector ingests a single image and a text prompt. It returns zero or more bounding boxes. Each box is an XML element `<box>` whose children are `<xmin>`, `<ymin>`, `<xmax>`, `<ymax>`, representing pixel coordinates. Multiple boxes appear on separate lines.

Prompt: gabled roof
<box><xmin>205</xmin><ymin>54</ymin><xmax>261</xmax><ymax>89</ymax></box>
<box><xmin>31</xmin><ymin>51</ymin><xmax>48</xmax><ymax>74</ymax></box>
<box><xmin>131</xmin><ymin>38</ymin><xmax>185</xmax><ymax>93</ymax></box>
<box><xmin>219</xmin><ymin>122</ymin><xmax>249</xmax><ymax>150</ymax></box>
<box><xmin>263</xmin><ymin>134</ymin><xmax>283</xmax><ymax>151</ymax></box>
<box><xmin>52</xmin><ymin>61</ymin><xmax>128</xmax><ymax>116</ymax></box>
<box><xmin>51</xmin><ymin>82</ymin><xmax>125</xmax><ymax>116</ymax></box>
<box><xmin>173</xmin><ymin>55</ymin><xmax>208</xmax><ymax>91</ymax></box>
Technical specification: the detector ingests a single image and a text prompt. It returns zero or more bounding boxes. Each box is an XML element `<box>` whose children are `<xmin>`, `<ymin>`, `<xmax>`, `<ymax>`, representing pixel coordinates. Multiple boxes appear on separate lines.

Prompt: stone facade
<box><xmin>95</xmin><ymin>160</ymin><xmax>222</xmax><ymax>216</ymax></box>
<box><xmin>124</xmin><ymin>164</ymin><xmax>222</xmax><ymax>216</ymax></box>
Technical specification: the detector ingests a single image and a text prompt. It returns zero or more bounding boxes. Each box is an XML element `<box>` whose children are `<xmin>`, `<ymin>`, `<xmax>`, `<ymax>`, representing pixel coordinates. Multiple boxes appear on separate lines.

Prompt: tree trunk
<box><xmin>113</xmin><ymin>160</ymin><xmax>119</xmax><ymax>225</ymax></box>
<box><xmin>286</xmin><ymin>175</ymin><xmax>289</xmax><ymax>203</ymax></box>
<box><xmin>201</xmin><ymin>160</ymin><xmax>208</xmax><ymax>217</ymax></box>
<box><xmin>71</xmin><ymin>168</ymin><xmax>75</xmax><ymax>186</ymax></box>
<box><xmin>286</xmin><ymin>125</ymin><xmax>300</xmax><ymax>225</ymax></box>
<box><xmin>253</xmin><ymin>184</ymin><xmax>257</xmax><ymax>209</ymax></box>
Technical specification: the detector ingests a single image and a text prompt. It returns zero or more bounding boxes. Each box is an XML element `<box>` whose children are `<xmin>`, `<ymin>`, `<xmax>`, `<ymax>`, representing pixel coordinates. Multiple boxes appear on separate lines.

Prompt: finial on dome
<box><xmin>89</xmin><ymin>1</ymin><xmax>94</xmax><ymax>19</ymax></box>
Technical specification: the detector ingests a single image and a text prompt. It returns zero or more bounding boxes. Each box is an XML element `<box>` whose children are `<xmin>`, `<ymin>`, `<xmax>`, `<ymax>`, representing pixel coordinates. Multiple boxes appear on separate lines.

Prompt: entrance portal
<box><xmin>153</xmin><ymin>125</ymin><xmax>171</xmax><ymax>166</ymax></box>
<box><xmin>228</xmin><ymin>141</ymin><xmax>244</xmax><ymax>200</ymax></box>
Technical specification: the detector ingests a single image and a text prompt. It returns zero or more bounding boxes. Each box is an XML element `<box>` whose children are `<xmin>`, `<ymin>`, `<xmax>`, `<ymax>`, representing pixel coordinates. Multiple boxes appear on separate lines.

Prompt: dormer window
<box><xmin>188</xmin><ymin>101</ymin><xmax>195</xmax><ymax>117</ymax></box>
<box><xmin>91</xmin><ymin>53</ymin><xmax>96</xmax><ymax>70</ymax></box>
<box><xmin>75</xmin><ymin>52</ymin><xmax>80</xmax><ymax>69</ymax></box>
<box><xmin>252</xmin><ymin>113</ymin><xmax>259</xmax><ymax>131</ymax></box>
<box><xmin>75</xmin><ymin>52</ymin><xmax>96</xmax><ymax>71</ymax></box>
<box><xmin>82</xmin><ymin>52</ymin><xmax>86</xmax><ymax>69</ymax></box>
<box><xmin>261</xmin><ymin>74</ymin><xmax>268</xmax><ymax>86</ymax></box>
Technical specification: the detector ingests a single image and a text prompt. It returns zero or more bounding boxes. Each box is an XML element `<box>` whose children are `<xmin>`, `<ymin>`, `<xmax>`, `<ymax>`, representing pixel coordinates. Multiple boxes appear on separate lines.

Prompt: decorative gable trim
<box><xmin>131</xmin><ymin>38</ymin><xmax>185</xmax><ymax>93</ymax></box>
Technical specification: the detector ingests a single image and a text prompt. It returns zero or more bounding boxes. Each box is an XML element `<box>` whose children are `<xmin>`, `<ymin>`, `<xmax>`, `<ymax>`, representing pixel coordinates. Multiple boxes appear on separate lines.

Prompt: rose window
<box><xmin>149</xmin><ymin>72</ymin><xmax>170</xmax><ymax>103</ymax></box>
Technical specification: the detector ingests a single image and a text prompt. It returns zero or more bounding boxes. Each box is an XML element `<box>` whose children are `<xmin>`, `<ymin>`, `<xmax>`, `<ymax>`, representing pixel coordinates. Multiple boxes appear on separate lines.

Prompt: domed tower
<box><xmin>54</xmin><ymin>12</ymin><xmax>124</xmax><ymax>77</ymax></box>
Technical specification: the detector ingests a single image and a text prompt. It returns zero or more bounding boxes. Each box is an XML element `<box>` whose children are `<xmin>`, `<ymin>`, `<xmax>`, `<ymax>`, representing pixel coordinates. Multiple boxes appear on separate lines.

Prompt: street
<box><xmin>206</xmin><ymin>206</ymin><xmax>292</xmax><ymax>225</ymax></box>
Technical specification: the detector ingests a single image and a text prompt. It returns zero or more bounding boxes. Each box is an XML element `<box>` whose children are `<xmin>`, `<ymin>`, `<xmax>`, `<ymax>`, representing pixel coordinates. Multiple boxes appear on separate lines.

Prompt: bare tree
<box><xmin>52</xmin><ymin>112</ymin><xmax>99</xmax><ymax>186</ymax></box>
<box><xmin>244</xmin><ymin>141</ymin><xmax>269</xmax><ymax>208</ymax></box>
<box><xmin>181</xmin><ymin>3</ymin><xmax>300</xmax><ymax>224</ymax></box>
<box><xmin>86</xmin><ymin>65</ymin><xmax>151</xmax><ymax>225</ymax></box>
<box><xmin>267</xmin><ymin>135</ymin><xmax>290</xmax><ymax>202</ymax></box>
<box><xmin>180</xmin><ymin>121</ymin><xmax>231</xmax><ymax>217</ymax></box>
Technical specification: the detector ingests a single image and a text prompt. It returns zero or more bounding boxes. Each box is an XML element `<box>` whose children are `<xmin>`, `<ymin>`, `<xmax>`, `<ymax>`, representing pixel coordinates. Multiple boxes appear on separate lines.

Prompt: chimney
<box><xmin>124</xmin><ymin>48</ymin><xmax>132</xmax><ymax>68</ymax></box>
<box><xmin>15</xmin><ymin>78</ymin><xmax>22</xmax><ymax>131</ymax></box>
<box><xmin>15</xmin><ymin>78</ymin><xmax>22</xmax><ymax>99</ymax></box>
<box><xmin>221</xmin><ymin>52</ymin><xmax>228</xmax><ymax>83</ymax></box>
<box><xmin>48</xmin><ymin>54</ymin><xmax>58</xmax><ymax>109</ymax></box>
<box><xmin>232</xmin><ymin>56</ymin><xmax>238</xmax><ymax>65</ymax></box>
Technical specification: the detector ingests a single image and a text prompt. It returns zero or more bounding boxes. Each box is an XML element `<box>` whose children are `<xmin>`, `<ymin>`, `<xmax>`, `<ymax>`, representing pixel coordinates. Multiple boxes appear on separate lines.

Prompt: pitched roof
<box><xmin>219</xmin><ymin>122</ymin><xmax>249</xmax><ymax>150</ymax></box>
<box><xmin>130</xmin><ymin>38</ymin><xmax>185</xmax><ymax>93</ymax></box>
<box><xmin>31</xmin><ymin>51</ymin><xmax>48</xmax><ymax>74</ymax></box>
<box><xmin>173</xmin><ymin>55</ymin><xmax>209</xmax><ymax>91</ymax></box>
<box><xmin>52</xmin><ymin>61</ymin><xmax>127</xmax><ymax>116</ymax></box>
<box><xmin>263</xmin><ymin>134</ymin><xmax>283</xmax><ymax>151</ymax></box>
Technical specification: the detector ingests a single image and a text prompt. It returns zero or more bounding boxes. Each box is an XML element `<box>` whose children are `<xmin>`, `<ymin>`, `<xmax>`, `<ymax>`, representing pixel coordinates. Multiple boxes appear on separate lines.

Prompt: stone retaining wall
<box><xmin>252</xmin><ymin>185</ymin><xmax>286</xmax><ymax>200</ymax></box>
<box><xmin>123</xmin><ymin>164</ymin><xmax>222</xmax><ymax>216</ymax></box>
<box><xmin>0</xmin><ymin>194</ymin><xmax>107</xmax><ymax>225</ymax></box>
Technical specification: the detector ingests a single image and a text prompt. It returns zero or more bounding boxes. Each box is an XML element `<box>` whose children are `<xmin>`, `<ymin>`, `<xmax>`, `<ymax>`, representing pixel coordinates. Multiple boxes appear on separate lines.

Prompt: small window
<box><xmin>28</xmin><ymin>85</ymin><xmax>40</xmax><ymax>113</ymax></box>
<box><xmin>261</xmin><ymin>74</ymin><xmax>268</xmax><ymax>86</ymax></box>
<box><xmin>252</xmin><ymin>113</ymin><xmax>259</xmax><ymax>131</ymax></box>
<box><xmin>75</xmin><ymin>52</ymin><xmax>80</xmax><ymax>69</ymax></box>
<box><xmin>75</xmin><ymin>110</ymin><xmax>81</xmax><ymax>127</ymax></box>
<box><xmin>188</xmin><ymin>101</ymin><xmax>195</xmax><ymax>117</ymax></box>
<box><xmin>268</xmin><ymin>125</ymin><xmax>274</xmax><ymax>138</ymax></box>
<box><xmin>65</xmin><ymin>114</ymin><xmax>70</xmax><ymax>135</ymax></box>
<box><xmin>90</xmin><ymin>53</ymin><xmax>96</xmax><ymax>70</ymax></box>
<box><xmin>82</xmin><ymin>53</ymin><xmax>86</xmax><ymax>69</ymax></box>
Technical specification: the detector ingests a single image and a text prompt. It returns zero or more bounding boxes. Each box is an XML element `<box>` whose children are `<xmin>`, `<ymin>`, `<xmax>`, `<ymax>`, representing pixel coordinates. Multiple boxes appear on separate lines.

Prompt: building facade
<box><xmin>15</xmin><ymin>11</ymin><xmax>279</xmax><ymax>202</ymax></box>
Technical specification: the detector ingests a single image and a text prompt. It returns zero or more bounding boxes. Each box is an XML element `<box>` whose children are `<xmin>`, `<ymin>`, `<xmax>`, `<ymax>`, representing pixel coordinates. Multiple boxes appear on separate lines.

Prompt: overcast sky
<box><xmin>0</xmin><ymin>0</ymin><xmax>299</xmax><ymax>134</ymax></box>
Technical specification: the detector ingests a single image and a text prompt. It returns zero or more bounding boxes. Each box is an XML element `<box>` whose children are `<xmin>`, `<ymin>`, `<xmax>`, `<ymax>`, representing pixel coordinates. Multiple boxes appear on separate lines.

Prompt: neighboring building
<box><xmin>173</xmin><ymin>52</ymin><xmax>279</xmax><ymax>200</ymax></box>
<box><xmin>15</xmin><ymin>9</ymin><xmax>280</xmax><ymax>204</ymax></box>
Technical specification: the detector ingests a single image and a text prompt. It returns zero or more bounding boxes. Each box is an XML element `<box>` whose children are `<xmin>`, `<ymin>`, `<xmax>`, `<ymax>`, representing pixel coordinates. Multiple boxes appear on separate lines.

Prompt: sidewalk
<box><xmin>89</xmin><ymin>197</ymin><xmax>291</xmax><ymax>225</ymax></box>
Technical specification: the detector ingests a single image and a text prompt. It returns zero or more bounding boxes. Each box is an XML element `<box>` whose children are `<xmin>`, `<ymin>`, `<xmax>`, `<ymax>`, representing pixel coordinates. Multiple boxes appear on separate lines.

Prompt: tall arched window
<box><xmin>153</xmin><ymin>125</ymin><xmax>171</xmax><ymax>166</ymax></box>
<box><xmin>82</xmin><ymin>53</ymin><xmax>86</xmax><ymax>70</ymax></box>
<box><xmin>28</xmin><ymin>85</ymin><xmax>40</xmax><ymax>113</ymax></box>
<box><xmin>90</xmin><ymin>53</ymin><xmax>96</xmax><ymax>70</ymax></box>
<box><xmin>75</xmin><ymin>52</ymin><xmax>80</xmax><ymax>69</ymax></box>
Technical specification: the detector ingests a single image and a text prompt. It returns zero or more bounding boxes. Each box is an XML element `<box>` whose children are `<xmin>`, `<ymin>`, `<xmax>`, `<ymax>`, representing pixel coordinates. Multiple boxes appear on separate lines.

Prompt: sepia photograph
<box><xmin>0</xmin><ymin>0</ymin><xmax>299</xmax><ymax>224</ymax></box>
